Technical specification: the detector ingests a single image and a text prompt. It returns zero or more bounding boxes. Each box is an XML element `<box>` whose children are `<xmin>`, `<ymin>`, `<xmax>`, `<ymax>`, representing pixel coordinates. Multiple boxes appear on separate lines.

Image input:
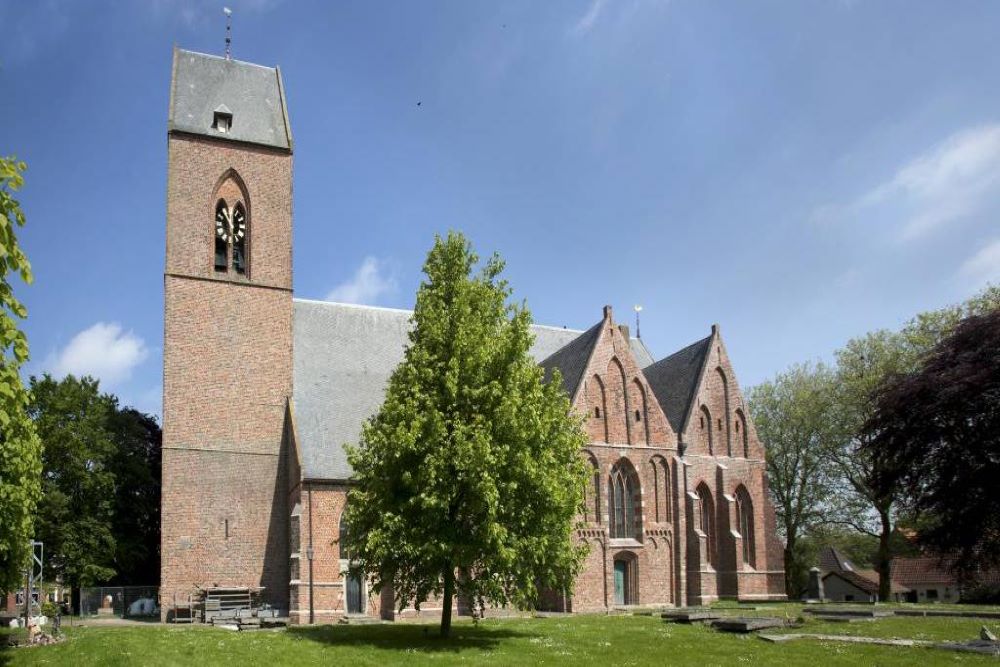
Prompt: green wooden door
<box><xmin>614</xmin><ymin>561</ymin><xmax>626</xmax><ymax>605</ymax></box>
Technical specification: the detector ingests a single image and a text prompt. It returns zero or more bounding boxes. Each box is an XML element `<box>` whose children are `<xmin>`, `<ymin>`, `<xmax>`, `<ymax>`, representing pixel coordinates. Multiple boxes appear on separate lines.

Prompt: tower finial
<box><xmin>224</xmin><ymin>7</ymin><xmax>233</xmax><ymax>60</ymax></box>
<box><xmin>633</xmin><ymin>304</ymin><xmax>643</xmax><ymax>339</ymax></box>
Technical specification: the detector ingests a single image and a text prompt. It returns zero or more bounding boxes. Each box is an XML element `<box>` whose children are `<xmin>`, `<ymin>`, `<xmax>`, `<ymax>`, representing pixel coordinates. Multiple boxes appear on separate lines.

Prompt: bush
<box><xmin>40</xmin><ymin>601</ymin><xmax>58</xmax><ymax>618</ymax></box>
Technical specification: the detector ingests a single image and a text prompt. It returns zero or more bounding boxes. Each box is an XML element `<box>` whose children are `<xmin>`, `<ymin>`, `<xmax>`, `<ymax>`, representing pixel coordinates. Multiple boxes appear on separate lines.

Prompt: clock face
<box><xmin>215</xmin><ymin>206</ymin><xmax>231</xmax><ymax>242</ymax></box>
<box><xmin>232</xmin><ymin>207</ymin><xmax>246</xmax><ymax>242</ymax></box>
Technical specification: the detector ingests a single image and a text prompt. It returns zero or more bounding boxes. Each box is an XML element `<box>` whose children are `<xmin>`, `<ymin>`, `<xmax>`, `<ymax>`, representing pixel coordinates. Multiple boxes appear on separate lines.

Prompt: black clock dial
<box><xmin>232</xmin><ymin>207</ymin><xmax>246</xmax><ymax>242</ymax></box>
<box><xmin>215</xmin><ymin>207</ymin><xmax>230</xmax><ymax>242</ymax></box>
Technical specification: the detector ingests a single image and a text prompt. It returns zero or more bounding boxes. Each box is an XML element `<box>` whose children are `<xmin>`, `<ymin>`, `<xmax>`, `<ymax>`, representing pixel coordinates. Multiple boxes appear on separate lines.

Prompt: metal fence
<box><xmin>79</xmin><ymin>586</ymin><xmax>159</xmax><ymax>618</ymax></box>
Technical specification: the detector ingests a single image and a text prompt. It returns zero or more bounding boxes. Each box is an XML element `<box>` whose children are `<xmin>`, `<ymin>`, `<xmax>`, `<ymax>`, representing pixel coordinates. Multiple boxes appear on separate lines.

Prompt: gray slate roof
<box><xmin>539</xmin><ymin>322</ymin><xmax>602</xmax><ymax>399</ymax></box>
<box><xmin>168</xmin><ymin>48</ymin><xmax>291</xmax><ymax>150</ymax></box>
<box><xmin>293</xmin><ymin>300</ymin><xmax>608</xmax><ymax>480</ymax></box>
<box><xmin>642</xmin><ymin>335</ymin><xmax>712</xmax><ymax>433</ymax></box>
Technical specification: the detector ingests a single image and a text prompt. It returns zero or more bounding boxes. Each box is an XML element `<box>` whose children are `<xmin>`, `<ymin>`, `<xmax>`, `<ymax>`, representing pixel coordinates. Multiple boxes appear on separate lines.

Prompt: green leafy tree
<box><xmin>344</xmin><ymin>232</ymin><xmax>588</xmax><ymax>638</ymax></box>
<box><xmin>0</xmin><ymin>156</ymin><xmax>42</xmax><ymax>594</ymax></box>
<box><xmin>748</xmin><ymin>362</ymin><xmax>839</xmax><ymax>597</ymax></box>
<box><xmin>30</xmin><ymin>375</ymin><xmax>117</xmax><ymax>588</ymax></box>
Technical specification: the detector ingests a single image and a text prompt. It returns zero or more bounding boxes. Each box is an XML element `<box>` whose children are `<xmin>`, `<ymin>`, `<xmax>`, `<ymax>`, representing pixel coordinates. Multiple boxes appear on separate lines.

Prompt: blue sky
<box><xmin>3</xmin><ymin>0</ymin><xmax>999</xmax><ymax>418</ymax></box>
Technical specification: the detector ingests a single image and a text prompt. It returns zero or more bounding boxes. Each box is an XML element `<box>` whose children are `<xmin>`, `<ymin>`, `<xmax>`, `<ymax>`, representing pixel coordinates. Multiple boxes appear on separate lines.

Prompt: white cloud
<box><xmin>45</xmin><ymin>322</ymin><xmax>149</xmax><ymax>386</ymax></box>
<box><xmin>959</xmin><ymin>238</ymin><xmax>1000</xmax><ymax>286</ymax></box>
<box><xmin>860</xmin><ymin>124</ymin><xmax>1000</xmax><ymax>240</ymax></box>
<box><xmin>325</xmin><ymin>256</ymin><xmax>397</xmax><ymax>305</ymax></box>
<box><xmin>570</xmin><ymin>0</ymin><xmax>607</xmax><ymax>36</ymax></box>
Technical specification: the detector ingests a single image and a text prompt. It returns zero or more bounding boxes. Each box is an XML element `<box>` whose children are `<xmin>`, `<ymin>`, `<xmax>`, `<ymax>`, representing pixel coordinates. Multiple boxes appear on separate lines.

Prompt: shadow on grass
<box><xmin>290</xmin><ymin>622</ymin><xmax>537</xmax><ymax>654</ymax></box>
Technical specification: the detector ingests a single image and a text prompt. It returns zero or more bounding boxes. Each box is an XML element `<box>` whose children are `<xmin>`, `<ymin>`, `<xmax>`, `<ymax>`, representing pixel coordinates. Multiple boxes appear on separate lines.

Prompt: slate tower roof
<box><xmin>168</xmin><ymin>47</ymin><xmax>292</xmax><ymax>150</ymax></box>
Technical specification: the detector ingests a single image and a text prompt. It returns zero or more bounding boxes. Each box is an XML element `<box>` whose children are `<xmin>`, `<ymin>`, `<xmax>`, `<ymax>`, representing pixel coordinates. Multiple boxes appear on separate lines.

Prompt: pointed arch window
<box><xmin>609</xmin><ymin>462</ymin><xmax>640</xmax><ymax>539</ymax></box>
<box><xmin>736</xmin><ymin>486</ymin><xmax>756</xmax><ymax>568</ymax></box>
<box><xmin>212</xmin><ymin>175</ymin><xmax>249</xmax><ymax>276</ymax></box>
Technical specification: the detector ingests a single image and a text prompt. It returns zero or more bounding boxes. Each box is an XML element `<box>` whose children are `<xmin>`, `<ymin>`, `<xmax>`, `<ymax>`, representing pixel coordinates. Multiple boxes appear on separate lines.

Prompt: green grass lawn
<box><xmin>2</xmin><ymin>613</ymin><xmax>999</xmax><ymax>666</ymax></box>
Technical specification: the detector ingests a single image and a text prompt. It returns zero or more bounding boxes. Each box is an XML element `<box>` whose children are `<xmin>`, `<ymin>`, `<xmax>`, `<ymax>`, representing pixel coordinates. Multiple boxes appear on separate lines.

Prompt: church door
<box><xmin>614</xmin><ymin>561</ymin><xmax>627</xmax><ymax>605</ymax></box>
<box><xmin>346</xmin><ymin>570</ymin><xmax>364</xmax><ymax>614</ymax></box>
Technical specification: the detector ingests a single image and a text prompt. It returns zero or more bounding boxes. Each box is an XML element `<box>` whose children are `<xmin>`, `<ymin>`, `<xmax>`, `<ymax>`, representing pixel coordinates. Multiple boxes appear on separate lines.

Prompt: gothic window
<box><xmin>609</xmin><ymin>462</ymin><xmax>640</xmax><ymax>539</ymax></box>
<box><xmin>696</xmin><ymin>483</ymin><xmax>716</xmax><ymax>567</ymax></box>
<box><xmin>736</xmin><ymin>485</ymin><xmax>756</xmax><ymax>568</ymax></box>
<box><xmin>212</xmin><ymin>171</ymin><xmax>249</xmax><ymax>276</ymax></box>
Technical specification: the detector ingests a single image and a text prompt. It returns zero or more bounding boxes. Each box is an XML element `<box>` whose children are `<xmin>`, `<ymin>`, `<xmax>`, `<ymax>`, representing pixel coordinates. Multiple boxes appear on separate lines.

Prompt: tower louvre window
<box><xmin>213</xmin><ymin>104</ymin><xmax>233</xmax><ymax>134</ymax></box>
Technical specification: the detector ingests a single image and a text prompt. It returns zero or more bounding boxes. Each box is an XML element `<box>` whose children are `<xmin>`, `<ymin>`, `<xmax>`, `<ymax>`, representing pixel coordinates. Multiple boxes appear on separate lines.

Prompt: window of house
<box><xmin>634</xmin><ymin>410</ymin><xmax>641</xmax><ymax>422</ymax></box>
<box><xmin>595</xmin><ymin>407</ymin><xmax>601</xmax><ymax>418</ymax></box>
<box><xmin>926</xmin><ymin>589</ymin><xmax>939</xmax><ymax>600</ymax></box>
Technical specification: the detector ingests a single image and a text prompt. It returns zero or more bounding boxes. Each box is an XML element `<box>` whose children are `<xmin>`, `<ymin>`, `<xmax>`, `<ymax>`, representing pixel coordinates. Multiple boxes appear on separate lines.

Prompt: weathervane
<box><xmin>634</xmin><ymin>305</ymin><xmax>643</xmax><ymax>339</ymax></box>
<box><xmin>224</xmin><ymin>7</ymin><xmax>233</xmax><ymax>60</ymax></box>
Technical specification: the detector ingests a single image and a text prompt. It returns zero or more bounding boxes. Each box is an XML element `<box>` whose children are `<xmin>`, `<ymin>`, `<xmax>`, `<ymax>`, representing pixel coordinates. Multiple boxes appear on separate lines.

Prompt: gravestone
<box><xmin>806</xmin><ymin>567</ymin><xmax>824</xmax><ymax>601</ymax></box>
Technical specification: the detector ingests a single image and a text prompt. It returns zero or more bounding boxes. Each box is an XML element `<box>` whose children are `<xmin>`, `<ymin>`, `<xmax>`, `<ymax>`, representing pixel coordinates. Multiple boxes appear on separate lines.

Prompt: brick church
<box><xmin>161</xmin><ymin>47</ymin><xmax>785</xmax><ymax>623</ymax></box>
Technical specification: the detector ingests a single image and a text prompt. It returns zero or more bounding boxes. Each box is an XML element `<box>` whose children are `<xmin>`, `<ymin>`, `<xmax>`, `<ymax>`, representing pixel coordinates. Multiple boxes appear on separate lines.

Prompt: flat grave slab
<box><xmin>711</xmin><ymin>617</ymin><xmax>786</xmax><ymax>633</ymax></box>
<box><xmin>936</xmin><ymin>640</ymin><xmax>1000</xmax><ymax>656</ymax></box>
<box><xmin>661</xmin><ymin>609</ymin><xmax>722</xmax><ymax>623</ymax></box>
<box><xmin>803</xmin><ymin>607</ymin><xmax>893</xmax><ymax>618</ymax></box>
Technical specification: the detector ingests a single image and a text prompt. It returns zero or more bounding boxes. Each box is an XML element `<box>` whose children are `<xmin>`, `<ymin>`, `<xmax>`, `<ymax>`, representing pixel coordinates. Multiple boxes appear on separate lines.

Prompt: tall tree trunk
<box><xmin>784</xmin><ymin>527</ymin><xmax>799</xmax><ymax>598</ymax></box>
<box><xmin>440</xmin><ymin>562</ymin><xmax>454</xmax><ymax>639</ymax></box>
<box><xmin>877</xmin><ymin>506</ymin><xmax>892</xmax><ymax>602</ymax></box>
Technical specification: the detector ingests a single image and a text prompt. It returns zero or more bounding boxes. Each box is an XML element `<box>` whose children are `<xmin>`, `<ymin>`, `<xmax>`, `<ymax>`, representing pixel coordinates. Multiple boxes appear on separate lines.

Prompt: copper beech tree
<box><xmin>344</xmin><ymin>232</ymin><xmax>588</xmax><ymax>638</ymax></box>
<box><xmin>863</xmin><ymin>308</ymin><xmax>1000</xmax><ymax>580</ymax></box>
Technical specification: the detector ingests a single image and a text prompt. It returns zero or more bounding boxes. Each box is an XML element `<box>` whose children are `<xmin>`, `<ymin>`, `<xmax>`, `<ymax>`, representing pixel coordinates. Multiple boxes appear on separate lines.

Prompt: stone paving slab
<box><xmin>711</xmin><ymin>617</ymin><xmax>786</xmax><ymax>633</ymax></box>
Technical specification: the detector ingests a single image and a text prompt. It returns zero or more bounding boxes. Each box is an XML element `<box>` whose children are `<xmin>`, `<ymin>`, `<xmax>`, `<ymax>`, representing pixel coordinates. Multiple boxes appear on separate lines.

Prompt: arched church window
<box><xmin>213</xmin><ymin>197</ymin><xmax>248</xmax><ymax>275</ymax></box>
<box><xmin>609</xmin><ymin>462</ymin><xmax>640</xmax><ymax>539</ymax></box>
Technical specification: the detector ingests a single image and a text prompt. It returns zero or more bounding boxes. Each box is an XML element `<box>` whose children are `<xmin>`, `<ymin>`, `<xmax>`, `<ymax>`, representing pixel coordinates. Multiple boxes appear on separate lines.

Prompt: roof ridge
<box><xmin>176</xmin><ymin>47</ymin><xmax>278</xmax><ymax>71</ymax></box>
<box><xmin>647</xmin><ymin>334</ymin><xmax>713</xmax><ymax>370</ymax></box>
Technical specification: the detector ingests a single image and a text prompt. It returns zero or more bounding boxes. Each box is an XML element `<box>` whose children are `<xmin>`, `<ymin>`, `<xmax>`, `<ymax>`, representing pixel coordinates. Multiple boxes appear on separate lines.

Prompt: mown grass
<box><xmin>1</xmin><ymin>612</ymin><xmax>998</xmax><ymax>666</ymax></box>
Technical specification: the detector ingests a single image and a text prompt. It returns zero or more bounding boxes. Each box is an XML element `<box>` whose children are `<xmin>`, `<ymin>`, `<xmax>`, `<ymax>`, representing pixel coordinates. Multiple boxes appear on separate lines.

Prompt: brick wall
<box><xmin>161</xmin><ymin>131</ymin><xmax>293</xmax><ymax>619</ymax></box>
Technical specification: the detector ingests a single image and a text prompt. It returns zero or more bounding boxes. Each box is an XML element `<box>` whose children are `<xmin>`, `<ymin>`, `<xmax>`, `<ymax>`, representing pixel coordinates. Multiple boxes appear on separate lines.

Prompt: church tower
<box><xmin>161</xmin><ymin>47</ymin><xmax>293</xmax><ymax>615</ymax></box>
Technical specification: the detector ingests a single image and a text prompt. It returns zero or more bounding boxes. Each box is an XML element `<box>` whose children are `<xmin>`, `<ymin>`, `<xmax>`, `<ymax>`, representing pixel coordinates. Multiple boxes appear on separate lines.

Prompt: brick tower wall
<box><xmin>160</xmin><ymin>133</ymin><xmax>293</xmax><ymax>617</ymax></box>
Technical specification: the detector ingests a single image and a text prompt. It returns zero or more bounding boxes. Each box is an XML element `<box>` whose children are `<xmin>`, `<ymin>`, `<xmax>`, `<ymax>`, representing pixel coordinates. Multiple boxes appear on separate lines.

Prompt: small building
<box><xmin>891</xmin><ymin>557</ymin><xmax>960</xmax><ymax>603</ymax></box>
<box><xmin>818</xmin><ymin>547</ymin><xmax>910</xmax><ymax>603</ymax></box>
